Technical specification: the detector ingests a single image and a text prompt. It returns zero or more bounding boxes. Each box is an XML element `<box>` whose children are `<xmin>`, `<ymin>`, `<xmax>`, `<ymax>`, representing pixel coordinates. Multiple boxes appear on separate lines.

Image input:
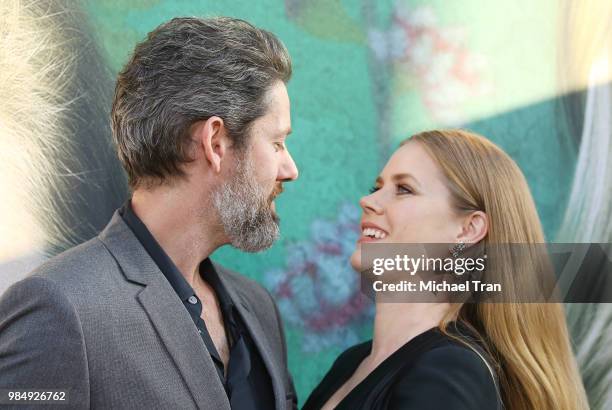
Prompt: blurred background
<box><xmin>1</xmin><ymin>0</ymin><xmax>611</xmax><ymax>407</ymax></box>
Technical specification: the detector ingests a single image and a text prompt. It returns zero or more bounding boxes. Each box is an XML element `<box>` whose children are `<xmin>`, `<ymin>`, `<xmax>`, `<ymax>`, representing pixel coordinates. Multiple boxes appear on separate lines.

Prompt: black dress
<box><xmin>302</xmin><ymin>326</ymin><xmax>500</xmax><ymax>410</ymax></box>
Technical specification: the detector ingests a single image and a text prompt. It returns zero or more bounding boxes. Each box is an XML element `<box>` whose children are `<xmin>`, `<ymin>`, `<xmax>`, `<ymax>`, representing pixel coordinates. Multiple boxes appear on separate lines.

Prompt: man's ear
<box><xmin>456</xmin><ymin>211</ymin><xmax>488</xmax><ymax>244</ymax></box>
<box><xmin>191</xmin><ymin>116</ymin><xmax>228</xmax><ymax>174</ymax></box>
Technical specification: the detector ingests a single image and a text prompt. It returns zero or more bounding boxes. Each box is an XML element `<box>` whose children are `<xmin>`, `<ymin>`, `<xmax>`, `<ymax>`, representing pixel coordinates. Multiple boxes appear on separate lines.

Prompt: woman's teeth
<box><xmin>362</xmin><ymin>228</ymin><xmax>387</xmax><ymax>239</ymax></box>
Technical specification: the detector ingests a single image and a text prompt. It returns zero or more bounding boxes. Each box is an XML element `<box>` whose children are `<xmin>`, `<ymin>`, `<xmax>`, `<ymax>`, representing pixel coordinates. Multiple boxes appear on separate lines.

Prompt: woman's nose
<box><xmin>360</xmin><ymin>192</ymin><xmax>383</xmax><ymax>215</ymax></box>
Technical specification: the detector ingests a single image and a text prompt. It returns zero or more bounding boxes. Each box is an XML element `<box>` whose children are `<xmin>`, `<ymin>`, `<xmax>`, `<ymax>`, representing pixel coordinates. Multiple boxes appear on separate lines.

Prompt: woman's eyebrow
<box><xmin>391</xmin><ymin>173</ymin><xmax>421</xmax><ymax>188</ymax></box>
<box><xmin>375</xmin><ymin>173</ymin><xmax>421</xmax><ymax>189</ymax></box>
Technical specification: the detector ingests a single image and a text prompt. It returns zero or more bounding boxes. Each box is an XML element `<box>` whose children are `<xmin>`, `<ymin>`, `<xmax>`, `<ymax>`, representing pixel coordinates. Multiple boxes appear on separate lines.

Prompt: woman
<box><xmin>303</xmin><ymin>130</ymin><xmax>589</xmax><ymax>410</ymax></box>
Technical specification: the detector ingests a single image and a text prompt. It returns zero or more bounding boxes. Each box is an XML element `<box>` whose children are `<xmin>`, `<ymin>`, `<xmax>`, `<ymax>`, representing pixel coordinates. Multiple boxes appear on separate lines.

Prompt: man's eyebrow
<box><xmin>272</xmin><ymin>127</ymin><xmax>291</xmax><ymax>139</ymax></box>
<box><xmin>267</xmin><ymin>128</ymin><xmax>291</xmax><ymax>141</ymax></box>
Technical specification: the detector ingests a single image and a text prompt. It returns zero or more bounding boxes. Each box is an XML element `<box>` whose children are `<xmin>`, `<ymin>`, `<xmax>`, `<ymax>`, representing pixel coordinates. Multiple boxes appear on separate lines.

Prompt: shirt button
<box><xmin>188</xmin><ymin>296</ymin><xmax>198</xmax><ymax>304</ymax></box>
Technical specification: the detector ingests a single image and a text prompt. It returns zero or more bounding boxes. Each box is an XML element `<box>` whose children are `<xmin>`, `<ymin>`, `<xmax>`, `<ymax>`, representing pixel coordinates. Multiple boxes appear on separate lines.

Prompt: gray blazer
<box><xmin>0</xmin><ymin>211</ymin><xmax>296</xmax><ymax>410</ymax></box>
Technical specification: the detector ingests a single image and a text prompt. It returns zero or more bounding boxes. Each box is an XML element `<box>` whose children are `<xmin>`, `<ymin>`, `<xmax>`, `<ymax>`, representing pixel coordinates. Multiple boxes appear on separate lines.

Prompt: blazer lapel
<box><xmin>99</xmin><ymin>211</ymin><xmax>230</xmax><ymax>410</ymax></box>
<box><xmin>216</xmin><ymin>267</ymin><xmax>286</xmax><ymax>410</ymax></box>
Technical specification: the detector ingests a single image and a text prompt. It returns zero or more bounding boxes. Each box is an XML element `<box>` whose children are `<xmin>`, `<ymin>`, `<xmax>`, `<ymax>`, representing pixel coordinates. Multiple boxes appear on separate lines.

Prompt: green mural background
<box><xmin>80</xmin><ymin>0</ymin><xmax>578</xmax><ymax>400</ymax></box>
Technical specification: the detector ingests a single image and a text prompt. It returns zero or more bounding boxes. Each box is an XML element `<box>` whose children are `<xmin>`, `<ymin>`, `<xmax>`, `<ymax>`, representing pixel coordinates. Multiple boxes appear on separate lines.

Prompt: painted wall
<box><xmin>1</xmin><ymin>0</ymin><xmax>610</xmax><ymax>406</ymax></box>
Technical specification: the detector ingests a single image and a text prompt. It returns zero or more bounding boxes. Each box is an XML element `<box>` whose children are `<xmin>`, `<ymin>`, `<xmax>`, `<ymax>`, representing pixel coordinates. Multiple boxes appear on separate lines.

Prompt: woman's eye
<box><xmin>274</xmin><ymin>142</ymin><xmax>285</xmax><ymax>151</ymax></box>
<box><xmin>397</xmin><ymin>185</ymin><xmax>413</xmax><ymax>194</ymax></box>
<box><xmin>369</xmin><ymin>186</ymin><xmax>380</xmax><ymax>194</ymax></box>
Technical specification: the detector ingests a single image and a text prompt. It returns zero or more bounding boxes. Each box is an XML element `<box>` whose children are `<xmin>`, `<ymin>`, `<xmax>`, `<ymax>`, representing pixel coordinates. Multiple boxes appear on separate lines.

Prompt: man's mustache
<box><xmin>269</xmin><ymin>183</ymin><xmax>284</xmax><ymax>201</ymax></box>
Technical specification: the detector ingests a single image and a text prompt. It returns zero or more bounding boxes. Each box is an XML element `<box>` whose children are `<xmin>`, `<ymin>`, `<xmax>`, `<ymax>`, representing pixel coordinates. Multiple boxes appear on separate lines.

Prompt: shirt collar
<box><xmin>119</xmin><ymin>199</ymin><xmax>234</xmax><ymax>312</ymax></box>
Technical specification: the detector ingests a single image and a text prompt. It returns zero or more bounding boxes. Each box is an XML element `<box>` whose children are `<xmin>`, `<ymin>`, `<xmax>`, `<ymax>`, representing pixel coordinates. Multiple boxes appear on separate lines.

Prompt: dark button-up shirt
<box><xmin>120</xmin><ymin>201</ymin><xmax>275</xmax><ymax>410</ymax></box>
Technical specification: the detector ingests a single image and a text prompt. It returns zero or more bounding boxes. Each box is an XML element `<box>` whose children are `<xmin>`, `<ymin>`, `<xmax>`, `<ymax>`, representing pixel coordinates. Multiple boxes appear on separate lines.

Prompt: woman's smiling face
<box><xmin>351</xmin><ymin>141</ymin><xmax>464</xmax><ymax>270</ymax></box>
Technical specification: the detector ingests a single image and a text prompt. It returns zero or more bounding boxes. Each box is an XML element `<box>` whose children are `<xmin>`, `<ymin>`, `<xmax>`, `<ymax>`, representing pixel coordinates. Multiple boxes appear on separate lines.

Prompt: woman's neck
<box><xmin>370</xmin><ymin>302</ymin><xmax>451</xmax><ymax>364</ymax></box>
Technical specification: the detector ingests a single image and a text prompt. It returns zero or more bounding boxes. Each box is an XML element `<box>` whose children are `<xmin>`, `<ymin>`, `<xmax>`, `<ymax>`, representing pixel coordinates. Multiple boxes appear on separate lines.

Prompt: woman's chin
<box><xmin>350</xmin><ymin>248</ymin><xmax>361</xmax><ymax>271</ymax></box>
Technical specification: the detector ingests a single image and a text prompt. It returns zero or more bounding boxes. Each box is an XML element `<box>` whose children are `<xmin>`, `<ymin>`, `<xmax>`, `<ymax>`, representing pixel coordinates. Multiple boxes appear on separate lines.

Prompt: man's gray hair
<box><xmin>111</xmin><ymin>16</ymin><xmax>292</xmax><ymax>189</ymax></box>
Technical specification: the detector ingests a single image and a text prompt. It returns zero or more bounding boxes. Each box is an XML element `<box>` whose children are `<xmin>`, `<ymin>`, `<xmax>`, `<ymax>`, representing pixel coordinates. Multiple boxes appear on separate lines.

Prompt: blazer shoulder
<box><xmin>27</xmin><ymin>237</ymin><xmax>120</xmax><ymax>296</ymax></box>
<box><xmin>1</xmin><ymin>274</ymin><xmax>76</xmax><ymax>315</ymax></box>
<box><xmin>389</xmin><ymin>344</ymin><xmax>499</xmax><ymax>409</ymax></box>
<box><xmin>0</xmin><ymin>275</ymin><xmax>90</xmax><ymax>402</ymax></box>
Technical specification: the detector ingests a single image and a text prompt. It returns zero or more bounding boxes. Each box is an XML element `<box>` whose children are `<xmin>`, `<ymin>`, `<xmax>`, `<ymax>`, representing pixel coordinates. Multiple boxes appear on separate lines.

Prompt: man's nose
<box><xmin>278</xmin><ymin>150</ymin><xmax>299</xmax><ymax>181</ymax></box>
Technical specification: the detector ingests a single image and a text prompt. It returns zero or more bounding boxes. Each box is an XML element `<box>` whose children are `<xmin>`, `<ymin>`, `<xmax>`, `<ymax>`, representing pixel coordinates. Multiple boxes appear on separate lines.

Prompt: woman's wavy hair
<box><xmin>404</xmin><ymin>129</ymin><xmax>589</xmax><ymax>410</ymax></box>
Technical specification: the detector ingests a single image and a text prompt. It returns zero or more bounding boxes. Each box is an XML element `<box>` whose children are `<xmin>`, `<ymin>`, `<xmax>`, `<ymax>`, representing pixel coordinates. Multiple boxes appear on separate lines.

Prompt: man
<box><xmin>0</xmin><ymin>17</ymin><xmax>298</xmax><ymax>410</ymax></box>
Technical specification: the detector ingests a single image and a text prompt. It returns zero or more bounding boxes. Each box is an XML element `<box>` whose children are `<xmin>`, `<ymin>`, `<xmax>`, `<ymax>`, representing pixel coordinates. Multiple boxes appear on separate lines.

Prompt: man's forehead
<box><xmin>249</xmin><ymin>111</ymin><xmax>291</xmax><ymax>140</ymax></box>
<box><xmin>263</xmin><ymin>102</ymin><xmax>291</xmax><ymax>135</ymax></box>
<box><xmin>281</xmin><ymin>125</ymin><xmax>292</xmax><ymax>137</ymax></box>
<box><xmin>244</xmin><ymin>81</ymin><xmax>290</xmax><ymax>138</ymax></box>
<box><xmin>263</xmin><ymin>81</ymin><xmax>289</xmax><ymax>108</ymax></box>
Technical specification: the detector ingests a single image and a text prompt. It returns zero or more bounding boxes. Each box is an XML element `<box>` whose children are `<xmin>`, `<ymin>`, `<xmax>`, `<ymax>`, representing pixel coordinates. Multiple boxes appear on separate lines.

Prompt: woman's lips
<box><xmin>358</xmin><ymin>223</ymin><xmax>389</xmax><ymax>243</ymax></box>
<box><xmin>357</xmin><ymin>235</ymin><xmax>383</xmax><ymax>243</ymax></box>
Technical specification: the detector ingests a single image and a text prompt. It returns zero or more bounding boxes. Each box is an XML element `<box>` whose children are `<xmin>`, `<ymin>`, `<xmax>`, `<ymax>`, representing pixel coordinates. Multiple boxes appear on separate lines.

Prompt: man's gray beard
<box><xmin>212</xmin><ymin>157</ymin><xmax>280</xmax><ymax>252</ymax></box>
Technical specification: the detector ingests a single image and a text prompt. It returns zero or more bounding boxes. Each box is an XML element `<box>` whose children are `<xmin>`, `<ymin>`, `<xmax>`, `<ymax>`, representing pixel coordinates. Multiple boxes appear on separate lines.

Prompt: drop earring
<box><xmin>450</xmin><ymin>241</ymin><xmax>466</xmax><ymax>257</ymax></box>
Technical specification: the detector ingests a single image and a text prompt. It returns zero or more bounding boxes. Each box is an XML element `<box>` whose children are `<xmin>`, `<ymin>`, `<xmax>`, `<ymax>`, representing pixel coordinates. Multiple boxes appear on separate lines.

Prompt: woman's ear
<box><xmin>457</xmin><ymin>210</ymin><xmax>488</xmax><ymax>244</ymax></box>
<box><xmin>191</xmin><ymin>116</ymin><xmax>228</xmax><ymax>174</ymax></box>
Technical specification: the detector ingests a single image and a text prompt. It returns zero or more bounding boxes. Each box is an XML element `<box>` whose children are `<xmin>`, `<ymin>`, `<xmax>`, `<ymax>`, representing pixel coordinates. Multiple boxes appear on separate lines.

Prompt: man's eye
<box><xmin>274</xmin><ymin>142</ymin><xmax>285</xmax><ymax>151</ymax></box>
